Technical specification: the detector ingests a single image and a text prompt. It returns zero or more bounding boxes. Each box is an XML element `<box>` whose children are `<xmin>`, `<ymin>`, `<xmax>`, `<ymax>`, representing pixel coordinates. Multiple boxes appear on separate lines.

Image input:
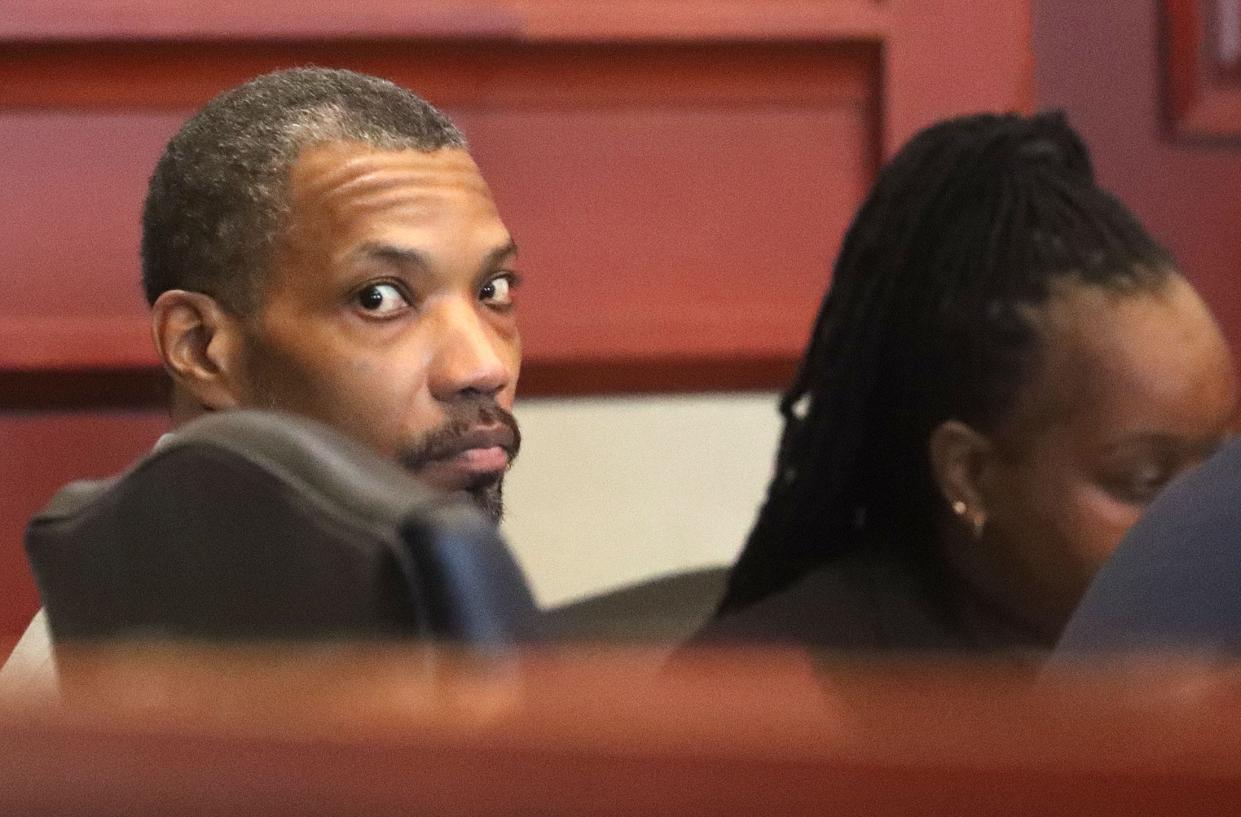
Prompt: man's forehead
<box><xmin>289</xmin><ymin>141</ymin><xmax>492</xmax><ymax>200</ymax></box>
<box><xmin>270</xmin><ymin>139</ymin><xmax>512</xmax><ymax>285</ymax></box>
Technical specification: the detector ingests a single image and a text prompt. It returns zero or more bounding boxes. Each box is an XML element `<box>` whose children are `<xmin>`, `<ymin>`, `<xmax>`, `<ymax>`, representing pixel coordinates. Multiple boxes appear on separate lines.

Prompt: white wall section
<box><xmin>501</xmin><ymin>392</ymin><xmax>783</xmax><ymax>607</ymax></box>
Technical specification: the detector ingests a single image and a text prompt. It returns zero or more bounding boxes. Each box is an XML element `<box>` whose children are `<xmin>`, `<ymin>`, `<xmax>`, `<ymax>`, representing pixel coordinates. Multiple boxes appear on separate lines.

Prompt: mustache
<box><xmin>397</xmin><ymin>403</ymin><xmax>521</xmax><ymax>472</ymax></box>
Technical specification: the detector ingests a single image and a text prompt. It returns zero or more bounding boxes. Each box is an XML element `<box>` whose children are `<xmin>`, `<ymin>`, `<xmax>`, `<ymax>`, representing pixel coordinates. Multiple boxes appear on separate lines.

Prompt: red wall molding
<box><xmin>0</xmin><ymin>40</ymin><xmax>874</xmax><ymax>110</ymax></box>
<box><xmin>0</xmin><ymin>318</ymin><xmax>156</xmax><ymax>372</ymax></box>
<box><xmin>1164</xmin><ymin>0</ymin><xmax>1241</xmax><ymax>137</ymax></box>
<box><xmin>0</xmin><ymin>0</ymin><xmax>888</xmax><ymax>43</ymax></box>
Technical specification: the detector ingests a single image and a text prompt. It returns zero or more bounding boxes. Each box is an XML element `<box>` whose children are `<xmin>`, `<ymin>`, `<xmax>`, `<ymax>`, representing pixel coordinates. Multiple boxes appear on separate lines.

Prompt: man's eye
<box><xmin>480</xmin><ymin>274</ymin><xmax>518</xmax><ymax>307</ymax></box>
<box><xmin>356</xmin><ymin>283</ymin><xmax>409</xmax><ymax>315</ymax></box>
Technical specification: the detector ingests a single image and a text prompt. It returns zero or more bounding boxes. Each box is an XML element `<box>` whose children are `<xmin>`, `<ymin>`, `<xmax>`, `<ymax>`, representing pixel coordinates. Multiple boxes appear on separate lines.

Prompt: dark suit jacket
<box><xmin>693</xmin><ymin>544</ymin><xmax>1048</xmax><ymax>656</ymax></box>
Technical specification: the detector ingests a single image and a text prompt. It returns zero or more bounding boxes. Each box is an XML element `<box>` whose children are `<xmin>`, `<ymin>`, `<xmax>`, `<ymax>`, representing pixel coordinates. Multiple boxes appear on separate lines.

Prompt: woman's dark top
<box><xmin>694</xmin><ymin>543</ymin><xmax>1051</xmax><ymax>656</ymax></box>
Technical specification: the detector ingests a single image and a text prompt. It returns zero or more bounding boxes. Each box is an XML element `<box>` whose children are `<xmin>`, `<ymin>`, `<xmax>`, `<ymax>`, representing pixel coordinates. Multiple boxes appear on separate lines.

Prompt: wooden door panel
<box><xmin>1</xmin><ymin>113</ymin><xmax>180</xmax><ymax>323</ymax></box>
<box><xmin>466</xmin><ymin>104</ymin><xmax>872</xmax><ymax>363</ymax></box>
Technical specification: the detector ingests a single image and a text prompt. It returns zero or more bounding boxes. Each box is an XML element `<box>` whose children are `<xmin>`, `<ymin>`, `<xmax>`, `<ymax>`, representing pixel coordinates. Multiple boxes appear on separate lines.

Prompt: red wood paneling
<box><xmin>0</xmin><ymin>42</ymin><xmax>877</xmax><ymax>385</ymax></box>
<box><xmin>0</xmin><ymin>0</ymin><xmax>888</xmax><ymax>42</ymax></box>
<box><xmin>887</xmin><ymin>0</ymin><xmax>1033</xmax><ymax>153</ymax></box>
<box><xmin>0</xmin><ymin>1</ymin><xmax>1034</xmax><ymax>388</ymax></box>
<box><xmin>0</xmin><ymin>41</ymin><xmax>876</xmax><ymax>109</ymax></box>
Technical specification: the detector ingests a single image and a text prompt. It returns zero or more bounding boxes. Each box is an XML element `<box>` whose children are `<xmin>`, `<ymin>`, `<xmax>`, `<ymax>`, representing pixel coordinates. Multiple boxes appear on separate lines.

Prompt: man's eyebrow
<box><xmin>351</xmin><ymin>241</ymin><xmax>516</xmax><ymax>269</ymax></box>
<box><xmin>484</xmin><ymin>240</ymin><xmax>518</xmax><ymax>271</ymax></box>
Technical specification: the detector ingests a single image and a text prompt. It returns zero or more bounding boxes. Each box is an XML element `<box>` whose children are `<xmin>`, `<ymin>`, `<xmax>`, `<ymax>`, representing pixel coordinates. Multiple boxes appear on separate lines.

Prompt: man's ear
<box><xmin>927</xmin><ymin>419</ymin><xmax>994</xmax><ymax>535</ymax></box>
<box><xmin>150</xmin><ymin>290</ymin><xmax>247</xmax><ymax>412</ymax></box>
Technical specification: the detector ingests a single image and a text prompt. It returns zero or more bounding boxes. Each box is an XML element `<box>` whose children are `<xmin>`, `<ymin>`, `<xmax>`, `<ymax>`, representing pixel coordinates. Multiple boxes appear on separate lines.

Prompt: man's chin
<box><xmin>412</xmin><ymin>471</ymin><xmax>505</xmax><ymax>524</ymax></box>
<box><xmin>458</xmin><ymin>479</ymin><xmax>504</xmax><ymax>524</ymax></box>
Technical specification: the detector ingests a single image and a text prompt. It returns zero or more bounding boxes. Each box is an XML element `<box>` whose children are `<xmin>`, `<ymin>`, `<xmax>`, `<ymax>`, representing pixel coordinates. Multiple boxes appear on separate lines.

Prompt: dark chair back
<box><xmin>25</xmin><ymin>410</ymin><xmax>541</xmax><ymax>648</ymax></box>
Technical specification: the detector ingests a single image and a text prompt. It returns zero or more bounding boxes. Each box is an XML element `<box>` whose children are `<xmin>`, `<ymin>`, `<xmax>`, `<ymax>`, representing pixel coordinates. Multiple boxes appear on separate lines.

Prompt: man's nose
<box><xmin>427</xmin><ymin>299</ymin><xmax>512</xmax><ymax>400</ymax></box>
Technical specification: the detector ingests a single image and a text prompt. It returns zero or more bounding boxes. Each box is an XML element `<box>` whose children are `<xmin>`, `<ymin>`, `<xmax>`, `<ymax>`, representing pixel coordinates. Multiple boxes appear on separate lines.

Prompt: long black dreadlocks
<box><xmin>717</xmin><ymin>112</ymin><xmax>1175</xmax><ymax>616</ymax></box>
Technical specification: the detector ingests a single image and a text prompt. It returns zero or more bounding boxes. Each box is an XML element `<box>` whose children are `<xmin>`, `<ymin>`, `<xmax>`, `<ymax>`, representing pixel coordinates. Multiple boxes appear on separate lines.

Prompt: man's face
<box><xmin>236</xmin><ymin>141</ymin><xmax>522</xmax><ymax>520</ymax></box>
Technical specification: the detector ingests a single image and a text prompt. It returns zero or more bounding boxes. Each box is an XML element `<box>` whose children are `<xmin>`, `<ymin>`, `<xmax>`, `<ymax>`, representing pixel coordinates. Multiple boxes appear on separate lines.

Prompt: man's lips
<box><xmin>404</xmin><ymin>425</ymin><xmax>517</xmax><ymax>491</ymax></box>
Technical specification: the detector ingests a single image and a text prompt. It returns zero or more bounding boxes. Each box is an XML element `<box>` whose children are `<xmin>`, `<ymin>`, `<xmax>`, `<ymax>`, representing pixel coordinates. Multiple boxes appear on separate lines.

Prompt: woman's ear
<box><xmin>928</xmin><ymin>419</ymin><xmax>994</xmax><ymax>537</ymax></box>
<box><xmin>150</xmin><ymin>290</ymin><xmax>247</xmax><ymax>413</ymax></box>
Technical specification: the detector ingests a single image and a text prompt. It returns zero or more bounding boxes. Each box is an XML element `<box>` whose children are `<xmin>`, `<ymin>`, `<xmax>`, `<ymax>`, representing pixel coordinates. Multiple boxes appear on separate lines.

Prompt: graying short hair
<box><xmin>141</xmin><ymin>67</ymin><xmax>466</xmax><ymax>313</ymax></box>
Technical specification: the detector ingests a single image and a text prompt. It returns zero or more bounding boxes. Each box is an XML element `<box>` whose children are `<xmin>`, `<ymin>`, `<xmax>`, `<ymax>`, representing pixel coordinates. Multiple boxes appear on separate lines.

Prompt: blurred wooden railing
<box><xmin>2</xmin><ymin>645</ymin><xmax>1240</xmax><ymax>816</ymax></box>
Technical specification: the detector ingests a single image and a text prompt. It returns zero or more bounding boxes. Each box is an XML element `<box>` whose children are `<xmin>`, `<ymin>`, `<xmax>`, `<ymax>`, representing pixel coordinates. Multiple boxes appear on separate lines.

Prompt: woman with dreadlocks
<box><xmin>698</xmin><ymin>112</ymin><xmax>1237</xmax><ymax>654</ymax></box>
